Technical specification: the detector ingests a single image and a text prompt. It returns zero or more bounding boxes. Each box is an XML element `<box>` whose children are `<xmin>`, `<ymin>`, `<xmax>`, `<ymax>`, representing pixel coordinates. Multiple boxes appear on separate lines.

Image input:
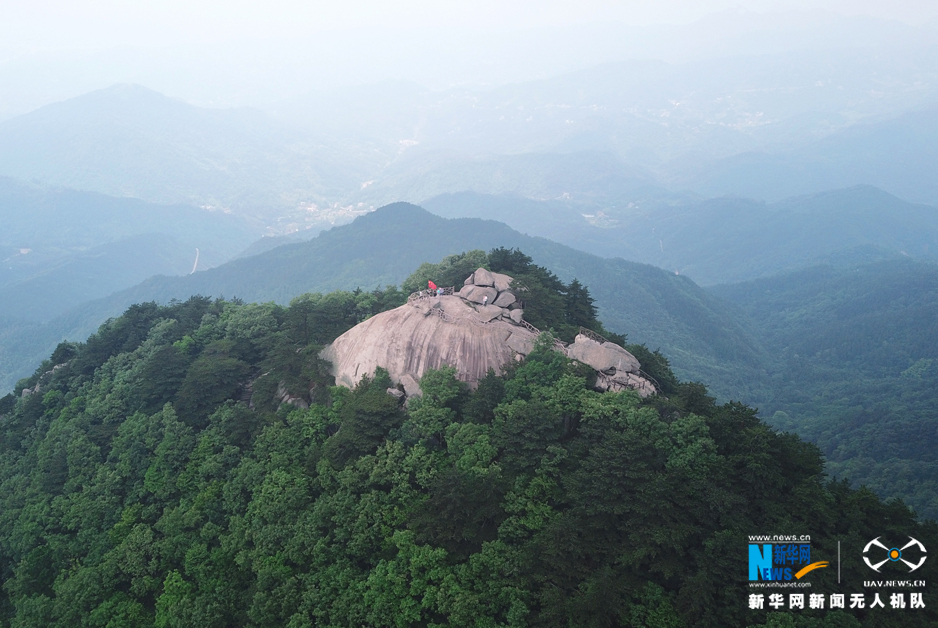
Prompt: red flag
<box><xmin>428</xmin><ymin>280</ymin><xmax>438</xmax><ymax>290</ymax></box>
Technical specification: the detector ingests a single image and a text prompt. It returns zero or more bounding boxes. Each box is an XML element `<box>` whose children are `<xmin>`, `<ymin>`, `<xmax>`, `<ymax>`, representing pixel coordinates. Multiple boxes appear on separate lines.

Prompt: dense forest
<box><xmin>0</xmin><ymin>250</ymin><xmax>934</xmax><ymax>627</ymax></box>
<box><xmin>714</xmin><ymin>259</ymin><xmax>938</xmax><ymax>519</ymax></box>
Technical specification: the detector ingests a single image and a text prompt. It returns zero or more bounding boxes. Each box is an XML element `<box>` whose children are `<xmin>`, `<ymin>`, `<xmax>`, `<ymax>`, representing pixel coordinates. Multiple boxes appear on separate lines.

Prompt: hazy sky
<box><xmin>1</xmin><ymin>0</ymin><xmax>936</xmax><ymax>119</ymax></box>
<box><xmin>3</xmin><ymin>0</ymin><xmax>937</xmax><ymax>51</ymax></box>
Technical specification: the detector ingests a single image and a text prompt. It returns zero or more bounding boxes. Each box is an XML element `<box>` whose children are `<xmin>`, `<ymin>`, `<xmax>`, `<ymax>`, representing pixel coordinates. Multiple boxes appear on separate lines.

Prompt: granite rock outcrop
<box><xmin>320</xmin><ymin>293</ymin><xmax>537</xmax><ymax>392</ymax></box>
<box><xmin>320</xmin><ymin>268</ymin><xmax>655</xmax><ymax>398</ymax></box>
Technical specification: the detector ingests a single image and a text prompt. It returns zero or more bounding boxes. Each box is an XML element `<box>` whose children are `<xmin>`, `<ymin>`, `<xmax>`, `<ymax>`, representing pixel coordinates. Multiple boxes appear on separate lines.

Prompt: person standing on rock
<box><xmin>482</xmin><ymin>295</ymin><xmax>488</xmax><ymax>306</ymax></box>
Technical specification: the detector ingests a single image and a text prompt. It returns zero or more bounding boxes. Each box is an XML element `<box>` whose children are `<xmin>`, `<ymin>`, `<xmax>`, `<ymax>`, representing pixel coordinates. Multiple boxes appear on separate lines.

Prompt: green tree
<box><xmin>174</xmin><ymin>340</ymin><xmax>251</xmax><ymax>428</ymax></box>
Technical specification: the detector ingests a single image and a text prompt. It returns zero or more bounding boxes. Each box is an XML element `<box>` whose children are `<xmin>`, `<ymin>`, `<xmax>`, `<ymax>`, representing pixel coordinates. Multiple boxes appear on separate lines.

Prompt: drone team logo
<box><xmin>863</xmin><ymin>537</ymin><xmax>927</xmax><ymax>573</ymax></box>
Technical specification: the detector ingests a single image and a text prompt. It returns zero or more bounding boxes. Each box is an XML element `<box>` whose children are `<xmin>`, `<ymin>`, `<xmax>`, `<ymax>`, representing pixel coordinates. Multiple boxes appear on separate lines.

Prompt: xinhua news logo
<box><xmin>749</xmin><ymin>536</ymin><xmax>829</xmax><ymax>584</ymax></box>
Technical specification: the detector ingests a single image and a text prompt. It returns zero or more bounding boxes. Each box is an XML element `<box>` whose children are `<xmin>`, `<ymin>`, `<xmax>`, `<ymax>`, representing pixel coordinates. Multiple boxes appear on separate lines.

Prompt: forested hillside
<box><xmin>0</xmin><ymin>177</ymin><xmax>255</xmax><ymax>321</ymax></box>
<box><xmin>5</xmin><ymin>202</ymin><xmax>936</xmax><ymax>524</ymax></box>
<box><xmin>712</xmin><ymin>259</ymin><xmax>938</xmax><ymax>519</ymax></box>
<box><xmin>1</xmin><ymin>256</ymin><xmax>933</xmax><ymax>628</ymax></box>
<box><xmin>0</xmin><ymin>178</ymin><xmax>257</xmax><ymax>391</ymax></box>
<box><xmin>0</xmin><ymin>204</ymin><xmax>763</xmax><ymax>395</ymax></box>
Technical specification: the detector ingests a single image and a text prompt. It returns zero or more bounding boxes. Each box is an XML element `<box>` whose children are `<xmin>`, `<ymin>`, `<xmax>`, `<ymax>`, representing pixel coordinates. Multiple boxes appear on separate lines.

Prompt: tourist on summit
<box><xmin>437</xmin><ymin>287</ymin><xmax>443</xmax><ymax>297</ymax></box>
<box><xmin>482</xmin><ymin>295</ymin><xmax>488</xmax><ymax>306</ymax></box>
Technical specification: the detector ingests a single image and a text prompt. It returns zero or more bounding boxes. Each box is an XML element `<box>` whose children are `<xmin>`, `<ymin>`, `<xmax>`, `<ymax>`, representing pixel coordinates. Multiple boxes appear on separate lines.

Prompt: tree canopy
<box><xmin>0</xmin><ymin>253</ymin><xmax>934</xmax><ymax>628</ymax></box>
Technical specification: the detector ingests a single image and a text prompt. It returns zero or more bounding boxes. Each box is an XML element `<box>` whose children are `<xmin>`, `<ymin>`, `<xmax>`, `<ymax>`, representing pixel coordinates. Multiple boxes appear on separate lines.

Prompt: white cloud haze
<box><xmin>3</xmin><ymin>0</ymin><xmax>937</xmax><ymax>50</ymax></box>
<box><xmin>0</xmin><ymin>0</ymin><xmax>936</xmax><ymax>118</ymax></box>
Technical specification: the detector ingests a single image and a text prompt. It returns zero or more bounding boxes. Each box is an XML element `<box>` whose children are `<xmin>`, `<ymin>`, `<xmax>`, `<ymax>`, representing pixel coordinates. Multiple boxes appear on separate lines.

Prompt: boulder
<box><xmin>322</xmin><ymin>295</ymin><xmax>532</xmax><ymax>390</ymax></box>
<box><xmin>566</xmin><ymin>335</ymin><xmax>641</xmax><ymax>374</ymax></box>
<box><xmin>275</xmin><ymin>383</ymin><xmax>309</xmax><ymax>409</ymax></box>
<box><xmin>492</xmin><ymin>273</ymin><xmax>513</xmax><ymax>292</ymax></box>
<box><xmin>509</xmin><ymin>309</ymin><xmax>524</xmax><ymax>324</ymax></box>
<box><xmin>401</xmin><ymin>374</ymin><xmax>421</xmax><ymax>397</ymax></box>
<box><xmin>459</xmin><ymin>285</ymin><xmax>498</xmax><ymax>305</ymax></box>
<box><xmin>594</xmin><ymin>371</ymin><xmax>656</xmax><ymax>397</ymax></box>
<box><xmin>506</xmin><ymin>332</ymin><xmax>535</xmax><ymax>355</ymax></box>
<box><xmin>464</xmin><ymin>274</ymin><xmax>475</xmax><ymax>286</ymax></box>
<box><xmin>493</xmin><ymin>291</ymin><xmax>516</xmax><ymax>307</ymax></box>
<box><xmin>472</xmin><ymin>267</ymin><xmax>496</xmax><ymax>287</ymax></box>
<box><xmin>477</xmin><ymin>304</ymin><xmax>504</xmax><ymax>322</ymax></box>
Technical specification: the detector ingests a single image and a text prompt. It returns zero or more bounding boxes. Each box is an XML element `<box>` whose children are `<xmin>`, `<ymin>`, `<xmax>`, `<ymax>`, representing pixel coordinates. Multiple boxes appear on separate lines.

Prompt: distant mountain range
<box><xmin>0</xmin><ymin>177</ymin><xmax>256</xmax><ymax>321</ymax></box>
<box><xmin>670</xmin><ymin>106</ymin><xmax>938</xmax><ymax>204</ymax></box>
<box><xmin>4</xmin><ymin>203</ymin><xmax>761</xmax><ymax>395</ymax></box>
<box><xmin>354</xmin><ymin>150</ymin><xmax>673</xmax><ymax>212</ymax></box>
<box><xmin>425</xmin><ymin>186</ymin><xmax>938</xmax><ymax>285</ymax></box>
<box><xmin>4</xmin><ymin>200</ymin><xmax>937</xmax><ymax>517</ymax></box>
<box><xmin>0</xmin><ymin>177</ymin><xmax>257</xmax><ymax>388</ymax></box>
<box><xmin>276</xmin><ymin>50</ymin><xmax>938</xmax><ymax>167</ymax></box>
<box><xmin>0</xmin><ymin>85</ymin><xmax>376</xmax><ymax>221</ymax></box>
<box><xmin>1</xmin><ymin>75</ymin><xmax>937</xmax><ymax>226</ymax></box>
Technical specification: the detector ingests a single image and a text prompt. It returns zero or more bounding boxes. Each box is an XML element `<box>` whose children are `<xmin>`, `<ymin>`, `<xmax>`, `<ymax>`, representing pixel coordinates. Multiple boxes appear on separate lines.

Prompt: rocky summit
<box><xmin>321</xmin><ymin>268</ymin><xmax>655</xmax><ymax>397</ymax></box>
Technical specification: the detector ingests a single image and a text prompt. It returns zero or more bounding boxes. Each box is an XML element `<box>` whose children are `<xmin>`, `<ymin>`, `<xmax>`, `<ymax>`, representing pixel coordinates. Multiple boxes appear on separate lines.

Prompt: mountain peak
<box><xmin>361</xmin><ymin>202</ymin><xmax>435</xmax><ymax>223</ymax></box>
<box><xmin>8</xmin><ymin>83</ymin><xmax>189</xmax><ymax>122</ymax></box>
<box><xmin>321</xmin><ymin>267</ymin><xmax>653</xmax><ymax>397</ymax></box>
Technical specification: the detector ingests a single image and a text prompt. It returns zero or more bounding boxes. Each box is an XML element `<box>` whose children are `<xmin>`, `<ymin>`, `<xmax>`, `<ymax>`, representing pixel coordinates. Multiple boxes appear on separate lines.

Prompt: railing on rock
<box><xmin>638</xmin><ymin>370</ymin><xmax>662</xmax><ymax>393</ymax></box>
<box><xmin>518</xmin><ymin>319</ymin><xmax>568</xmax><ymax>351</ymax></box>
<box><xmin>578</xmin><ymin>326</ymin><xmax>609</xmax><ymax>344</ymax></box>
<box><xmin>407</xmin><ymin>286</ymin><xmax>455</xmax><ymax>303</ymax></box>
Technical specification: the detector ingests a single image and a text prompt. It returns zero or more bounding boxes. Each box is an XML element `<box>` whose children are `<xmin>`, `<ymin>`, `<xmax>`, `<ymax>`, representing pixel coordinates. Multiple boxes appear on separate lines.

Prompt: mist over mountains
<box><xmin>0</xmin><ymin>85</ymin><xmax>379</xmax><ymax>224</ymax></box>
<box><xmin>4</xmin><ymin>7</ymin><xmax>937</xmax><ymax>118</ymax></box>
<box><xmin>2</xmin><ymin>16</ymin><xmax>937</xmax><ymax>457</ymax></box>
<box><xmin>673</xmin><ymin>105</ymin><xmax>938</xmax><ymax>202</ymax></box>
<box><xmin>0</xmin><ymin>177</ymin><xmax>254</xmax><ymax>319</ymax></box>
<box><xmin>5</xmin><ymin>5</ymin><xmax>938</xmax><ymax>625</ymax></box>
<box><xmin>2</xmin><ymin>32</ymin><xmax>937</xmax><ymax>225</ymax></box>
<box><xmin>425</xmin><ymin>186</ymin><xmax>938</xmax><ymax>285</ymax></box>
